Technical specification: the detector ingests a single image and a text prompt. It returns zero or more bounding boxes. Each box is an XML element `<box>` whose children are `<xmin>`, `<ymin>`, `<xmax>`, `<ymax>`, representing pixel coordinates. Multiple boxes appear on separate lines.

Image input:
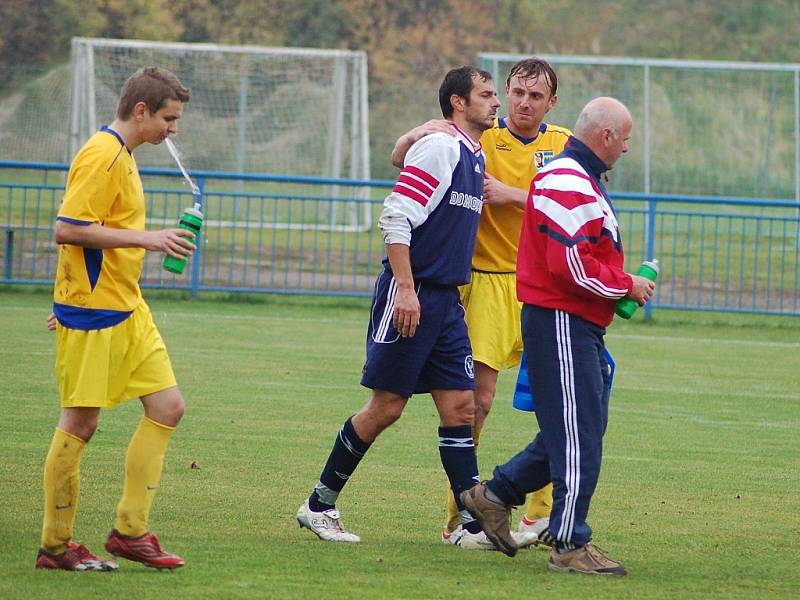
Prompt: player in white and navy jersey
<box><xmin>362</xmin><ymin>122</ymin><xmax>484</xmax><ymax>398</ymax></box>
<box><xmin>461</xmin><ymin>98</ymin><xmax>657</xmax><ymax>574</ymax></box>
<box><xmin>296</xmin><ymin>66</ymin><xmax>513</xmax><ymax>553</ymax></box>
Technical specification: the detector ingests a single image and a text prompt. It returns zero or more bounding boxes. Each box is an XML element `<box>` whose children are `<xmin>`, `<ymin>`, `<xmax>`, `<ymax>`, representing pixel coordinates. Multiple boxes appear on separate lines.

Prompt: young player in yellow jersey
<box><xmin>391</xmin><ymin>58</ymin><xmax>570</xmax><ymax>549</ymax></box>
<box><xmin>35</xmin><ymin>67</ymin><xmax>196</xmax><ymax>572</ymax></box>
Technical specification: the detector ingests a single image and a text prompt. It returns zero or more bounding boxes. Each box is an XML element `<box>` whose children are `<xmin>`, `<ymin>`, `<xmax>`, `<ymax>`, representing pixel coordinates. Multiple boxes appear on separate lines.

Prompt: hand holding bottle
<box><xmin>616</xmin><ymin>259</ymin><xmax>659</xmax><ymax>319</ymax></box>
<box><xmin>163</xmin><ymin>204</ymin><xmax>203</xmax><ymax>274</ymax></box>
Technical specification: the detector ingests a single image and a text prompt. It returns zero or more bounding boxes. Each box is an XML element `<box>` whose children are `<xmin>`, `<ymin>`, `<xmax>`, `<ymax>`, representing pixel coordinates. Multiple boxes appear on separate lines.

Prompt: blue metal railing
<box><xmin>1</xmin><ymin>161</ymin><xmax>798</xmax><ymax>315</ymax></box>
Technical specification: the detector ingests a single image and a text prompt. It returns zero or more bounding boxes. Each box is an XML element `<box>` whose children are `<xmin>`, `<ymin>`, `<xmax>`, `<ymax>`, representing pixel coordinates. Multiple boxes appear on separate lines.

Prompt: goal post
<box><xmin>70</xmin><ymin>37</ymin><xmax>371</xmax><ymax>229</ymax></box>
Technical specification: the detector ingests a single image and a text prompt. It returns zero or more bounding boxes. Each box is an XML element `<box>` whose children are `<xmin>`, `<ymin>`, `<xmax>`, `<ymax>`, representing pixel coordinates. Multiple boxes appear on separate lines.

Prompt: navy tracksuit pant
<box><xmin>487</xmin><ymin>304</ymin><xmax>611</xmax><ymax>550</ymax></box>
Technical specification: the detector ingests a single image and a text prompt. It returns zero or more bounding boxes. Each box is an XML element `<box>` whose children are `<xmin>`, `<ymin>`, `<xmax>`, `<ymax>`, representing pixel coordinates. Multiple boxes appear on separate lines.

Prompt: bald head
<box><xmin>573</xmin><ymin>97</ymin><xmax>633</xmax><ymax>169</ymax></box>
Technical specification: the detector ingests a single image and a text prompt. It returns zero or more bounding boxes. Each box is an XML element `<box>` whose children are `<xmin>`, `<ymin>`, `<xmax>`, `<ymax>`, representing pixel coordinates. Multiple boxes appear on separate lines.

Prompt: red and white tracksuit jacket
<box><xmin>516</xmin><ymin>137</ymin><xmax>633</xmax><ymax>327</ymax></box>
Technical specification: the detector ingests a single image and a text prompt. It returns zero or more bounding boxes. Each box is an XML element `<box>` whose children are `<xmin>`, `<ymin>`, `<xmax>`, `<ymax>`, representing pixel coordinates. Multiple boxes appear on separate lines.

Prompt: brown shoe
<box><xmin>548</xmin><ymin>542</ymin><xmax>627</xmax><ymax>576</ymax></box>
<box><xmin>459</xmin><ymin>483</ymin><xmax>517</xmax><ymax>557</ymax></box>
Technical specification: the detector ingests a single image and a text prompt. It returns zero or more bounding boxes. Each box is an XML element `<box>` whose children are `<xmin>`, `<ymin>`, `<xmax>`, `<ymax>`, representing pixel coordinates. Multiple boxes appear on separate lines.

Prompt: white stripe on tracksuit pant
<box><xmin>487</xmin><ymin>304</ymin><xmax>611</xmax><ymax>550</ymax></box>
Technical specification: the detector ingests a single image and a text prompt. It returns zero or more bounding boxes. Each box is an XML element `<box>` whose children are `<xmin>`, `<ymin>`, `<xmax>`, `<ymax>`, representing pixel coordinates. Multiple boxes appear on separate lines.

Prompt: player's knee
<box><xmin>460</xmin><ymin>402</ymin><xmax>476</xmax><ymax>425</ymax></box>
<box><xmin>353</xmin><ymin>395</ymin><xmax>404</xmax><ymax>442</ymax></box>
<box><xmin>475</xmin><ymin>383</ymin><xmax>496</xmax><ymax>411</ymax></box>
<box><xmin>449</xmin><ymin>394</ymin><xmax>476</xmax><ymax>425</ymax></box>
<box><xmin>368</xmin><ymin>393</ymin><xmax>406</xmax><ymax>426</ymax></box>
<box><xmin>143</xmin><ymin>388</ymin><xmax>185</xmax><ymax>427</ymax></box>
<box><xmin>474</xmin><ymin>394</ymin><xmax>492</xmax><ymax>423</ymax></box>
<box><xmin>168</xmin><ymin>395</ymin><xmax>185</xmax><ymax>424</ymax></box>
<box><xmin>75</xmin><ymin>418</ymin><xmax>99</xmax><ymax>442</ymax></box>
<box><xmin>58</xmin><ymin>409</ymin><xmax>100</xmax><ymax>442</ymax></box>
<box><xmin>378</xmin><ymin>398</ymin><xmax>405</xmax><ymax>427</ymax></box>
<box><xmin>162</xmin><ymin>393</ymin><xmax>185</xmax><ymax>425</ymax></box>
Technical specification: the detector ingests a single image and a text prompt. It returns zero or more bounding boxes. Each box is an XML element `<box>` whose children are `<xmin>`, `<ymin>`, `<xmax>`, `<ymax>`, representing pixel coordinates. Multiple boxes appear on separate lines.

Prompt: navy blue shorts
<box><xmin>360</xmin><ymin>270</ymin><xmax>475</xmax><ymax>398</ymax></box>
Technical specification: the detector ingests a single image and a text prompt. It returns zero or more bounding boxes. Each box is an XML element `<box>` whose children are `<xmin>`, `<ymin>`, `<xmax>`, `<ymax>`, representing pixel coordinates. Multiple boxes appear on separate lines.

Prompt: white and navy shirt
<box><xmin>379</xmin><ymin>125</ymin><xmax>485</xmax><ymax>286</ymax></box>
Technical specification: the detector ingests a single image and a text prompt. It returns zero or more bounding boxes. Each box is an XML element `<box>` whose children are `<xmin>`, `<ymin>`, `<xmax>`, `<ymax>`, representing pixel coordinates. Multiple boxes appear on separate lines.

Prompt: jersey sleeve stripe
<box><xmin>533</xmin><ymin>186</ymin><xmax>600</xmax><ymax>210</ymax></box>
<box><xmin>566</xmin><ymin>245</ymin><xmax>628</xmax><ymax>297</ymax></box>
<box><xmin>403</xmin><ymin>165</ymin><xmax>440</xmax><ymax>188</ymax></box>
<box><xmin>397</xmin><ymin>173</ymin><xmax>436</xmax><ymax>196</ymax></box>
<box><xmin>392</xmin><ymin>183</ymin><xmax>430</xmax><ymax>206</ymax></box>
<box><xmin>538</xmin><ymin>174</ymin><xmax>598</xmax><ymax>196</ymax></box>
<box><xmin>536</xmin><ymin>171</ymin><xmax>600</xmax><ymax>198</ymax></box>
<box><xmin>533</xmin><ymin>193</ymin><xmax>605</xmax><ymax>237</ymax></box>
<box><xmin>56</xmin><ymin>216</ymin><xmax>93</xmax><ymax>225</ymax></box>
<box><xmin>536</xmin><ymin>165</ymin><xmax>603</xmax><ymax>197</ymax></box>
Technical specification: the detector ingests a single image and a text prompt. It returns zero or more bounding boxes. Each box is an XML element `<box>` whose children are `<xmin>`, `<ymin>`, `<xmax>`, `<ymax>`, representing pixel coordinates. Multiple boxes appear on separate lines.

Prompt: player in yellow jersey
<box><xmin>35</xmin><ymin>67</ymin><xmax>196</xmax><ymax>572</ymax></box>
<box><xmin>391</xmin><ymin>58</ymin><xmax>570</xmax><ymax>549</ymax></box>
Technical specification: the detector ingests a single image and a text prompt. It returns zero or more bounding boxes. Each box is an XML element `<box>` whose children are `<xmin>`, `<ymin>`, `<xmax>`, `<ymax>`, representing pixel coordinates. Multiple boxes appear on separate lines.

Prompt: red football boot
<box><xmin>35</xmin><ymin>542</ymin><xmax>118</xmax><ymax>571</ymax></box>
<box><xmin>105</xmin><ymin>530</ymin><xmax>184</xmax><ymax>570</ymax></box>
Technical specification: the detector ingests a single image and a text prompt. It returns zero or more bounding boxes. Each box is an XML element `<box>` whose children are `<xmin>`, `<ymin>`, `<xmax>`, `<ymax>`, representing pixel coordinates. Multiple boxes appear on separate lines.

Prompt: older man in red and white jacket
<box><xmin>461</xmin><ymin>97</ymin><xmax>655</xmax><ymax>576</ymax></box>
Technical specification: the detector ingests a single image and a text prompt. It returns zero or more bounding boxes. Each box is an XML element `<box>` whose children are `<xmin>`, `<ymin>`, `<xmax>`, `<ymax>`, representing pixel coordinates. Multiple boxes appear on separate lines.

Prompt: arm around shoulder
<box><xmin>390</xmin><ymin>119</ymin><xmax>454</xmax><ymax>168</ymax></box>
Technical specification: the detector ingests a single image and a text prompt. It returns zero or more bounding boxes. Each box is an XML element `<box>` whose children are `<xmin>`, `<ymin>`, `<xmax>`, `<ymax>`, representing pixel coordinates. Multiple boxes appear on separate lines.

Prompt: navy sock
<box><xmin>311</xmin><ymin>417</ymin><xmax>371</xmax><ymax>510</ymax></box>
<box><xmin>438</xmin><ymin>425</ymin><xmax>481</xmax><ymax>529</ymax></box>
<box><xmin>463</xmin><ymin>520</ymin><xmax>483</xmax><ymax>534</ymax></box>
<box><xmin>308</xmin><ymin>491</ymin><xmax>335</xmax><ymax>513</ymax></box>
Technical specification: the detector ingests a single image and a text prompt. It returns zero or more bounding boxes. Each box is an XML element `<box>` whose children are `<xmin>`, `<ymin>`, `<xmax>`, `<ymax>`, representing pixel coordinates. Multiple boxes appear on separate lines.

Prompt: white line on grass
<box><xmin>614</xmin><ymin>404</ymin><xmax>795</xmax><ymax>429</ymax></box>
<box><xmin>612</xmin><ymin>384</ymin><xmax>800</xmax><ymax>401</ymax></box>
<box><xmin>151</xmin><ymin>310</ymin><xmax>364</xmax><ymax>326</ymax></box>
<box><xmin>603</xmin><ymin>454</ymin><xmax>656</xmax><ymax>462</ymax></box>
<box><xmin>607</xmin><ymin>332</ymin><xmax>800</xmax><ymax>349</ymax></box>
<box><xmin>4</xmin><ymin>305</ymin><xmax>799</xmax><ymax>348</ymax></box>
<box><xmin>0</xmin><ymin>305</ymin><xmax>363</xmax><ymax>326</ymax></box>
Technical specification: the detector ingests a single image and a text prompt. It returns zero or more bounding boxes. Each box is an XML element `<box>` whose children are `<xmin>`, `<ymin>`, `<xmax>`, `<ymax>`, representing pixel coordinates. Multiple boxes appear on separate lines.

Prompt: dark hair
<box><xmin>116</xmin><ymin>67</ymin><xmax>191</xmax><ymax>120</ymax></box>
<box><xmin>438</xmin><ymin>66</ymin><xmax>493</xmax><ymax>118</ymax></box>
<box><xmin>506</xmin><ymin>58</ymin><xmax>558</xmax><ymax>97</ymax></box>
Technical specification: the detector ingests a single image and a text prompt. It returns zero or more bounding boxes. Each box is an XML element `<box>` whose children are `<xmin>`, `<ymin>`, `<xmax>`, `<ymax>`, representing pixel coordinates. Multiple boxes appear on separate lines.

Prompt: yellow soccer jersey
<box><xmin>54</xmin><ymin>127</ymin><xmax>146</xmax><ymax>329</ymax></box>
<box><xmin>474</xmin><ymin>119</ymin><xmax>571</xmax><ymax>272</ymax></box>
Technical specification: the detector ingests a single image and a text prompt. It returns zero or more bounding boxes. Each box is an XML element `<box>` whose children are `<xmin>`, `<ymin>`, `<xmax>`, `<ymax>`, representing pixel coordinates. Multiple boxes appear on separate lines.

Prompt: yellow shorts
<box><xmin>55</xmin><ymin>301</ymin><xmax>177</xmax><ymax>408</ymax></box>
<box><xmin>459</xmin><ymin>271</ymin><xmax>523</xmax><ymax>371</ymax></box>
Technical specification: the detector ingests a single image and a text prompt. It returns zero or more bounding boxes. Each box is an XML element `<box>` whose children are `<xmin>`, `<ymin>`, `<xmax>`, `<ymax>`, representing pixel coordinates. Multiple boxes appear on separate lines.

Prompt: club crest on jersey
<box><xmin>464</xmin><ymin>355</ymin><xmax>474</xmax><ymax>379</ymax></box>
<box><xmin>534</xmin><ymin>151</ymin><xmax>554</xmax><ymax>170</ymax></box>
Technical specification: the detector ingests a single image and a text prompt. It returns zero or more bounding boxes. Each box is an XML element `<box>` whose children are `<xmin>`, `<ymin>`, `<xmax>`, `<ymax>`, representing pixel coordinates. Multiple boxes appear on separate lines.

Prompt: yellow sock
<box><xmin>524</xmin><ymin>482</ymin><xmax>554</xmax><ymax>521</ymax></box>
<box><xmin>115</xmin><ymin>416</ymin><xmax>176</xmax><ymax>538</ymax></box>
<box><xmin>444</xmin><ymin>423</ymin><xmax>483</xmax><ymax>532</ymax></box>
<box><xmin>41</xmin><ymin>428</ymin><xmax>86</xmax><ymax>553</ymax></box>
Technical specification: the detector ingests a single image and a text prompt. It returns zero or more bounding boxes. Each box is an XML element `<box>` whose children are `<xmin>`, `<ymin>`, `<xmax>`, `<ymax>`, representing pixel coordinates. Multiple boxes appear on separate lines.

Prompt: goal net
<box><xmin>478</xmin><ymin>52</ymin><xmax>800</xmax><ymax>200</ymax></box>
<box><xmin>70</xmin><ymin>37</ymin><xmax>371</xmax><ymax>229</ymax></box>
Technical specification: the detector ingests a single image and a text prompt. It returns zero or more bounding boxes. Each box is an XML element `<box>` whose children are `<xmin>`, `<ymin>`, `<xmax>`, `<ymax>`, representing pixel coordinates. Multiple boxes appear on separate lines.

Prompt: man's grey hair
<box><xmin>573</xmin><ymin>97</ymin><xmax>631</xmax><ymax>138</ymax></box>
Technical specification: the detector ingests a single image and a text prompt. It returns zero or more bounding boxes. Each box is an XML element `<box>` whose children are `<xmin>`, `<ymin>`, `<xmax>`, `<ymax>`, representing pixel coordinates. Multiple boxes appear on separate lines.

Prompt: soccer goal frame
<box><xmin>70</xmin><ymin>37</ymin><xmax>372</xmax><ymax>231</ymax></box>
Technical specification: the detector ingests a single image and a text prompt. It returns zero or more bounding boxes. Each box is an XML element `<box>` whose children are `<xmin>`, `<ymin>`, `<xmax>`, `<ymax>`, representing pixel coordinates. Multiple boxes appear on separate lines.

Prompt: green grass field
<box><xmin>1</xmin><ymin>287</ymin><xmax>799</xmax><ymax>599</ymax></box>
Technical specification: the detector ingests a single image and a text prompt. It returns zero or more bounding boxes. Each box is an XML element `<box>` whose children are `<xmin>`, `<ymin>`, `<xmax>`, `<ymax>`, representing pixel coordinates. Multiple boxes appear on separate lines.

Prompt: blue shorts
<box><xmin>360</xmin><ymin>270</ymin><xmax>475</xmax><ymax>398</ymax></box>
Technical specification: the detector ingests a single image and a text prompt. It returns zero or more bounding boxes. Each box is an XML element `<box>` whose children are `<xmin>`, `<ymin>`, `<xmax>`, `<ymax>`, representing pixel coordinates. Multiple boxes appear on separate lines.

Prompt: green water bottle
<box><xmin>615</xmin><ymin>259</ymin><xmax>659</xmax><ymax>319</ymax></box>
<box><xmin>163</xmin><ymin>203</ymin><xmax>203</xmax><ymax>274</ymax></box>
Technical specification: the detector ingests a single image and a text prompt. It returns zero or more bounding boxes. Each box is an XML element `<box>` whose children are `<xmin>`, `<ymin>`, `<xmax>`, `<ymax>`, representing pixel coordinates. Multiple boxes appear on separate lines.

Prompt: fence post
<box><xmin>4</xmin><ymin>229</ymin><xmax>13</xmax><ymax>281</ymax></box>
<box><xmin>190</xmin><ymin>177</ymin><xmax>205</xmax><ymax>299</ymax></box>
<box><xmin>643</xmin><ymin>64</ymin><xmax>651</xmax><ymax>197</ymax></box>
<box><xmin>643</xmin><ymin>198</ymin><xmax>657</xmax><ymax>320</ymax></box>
